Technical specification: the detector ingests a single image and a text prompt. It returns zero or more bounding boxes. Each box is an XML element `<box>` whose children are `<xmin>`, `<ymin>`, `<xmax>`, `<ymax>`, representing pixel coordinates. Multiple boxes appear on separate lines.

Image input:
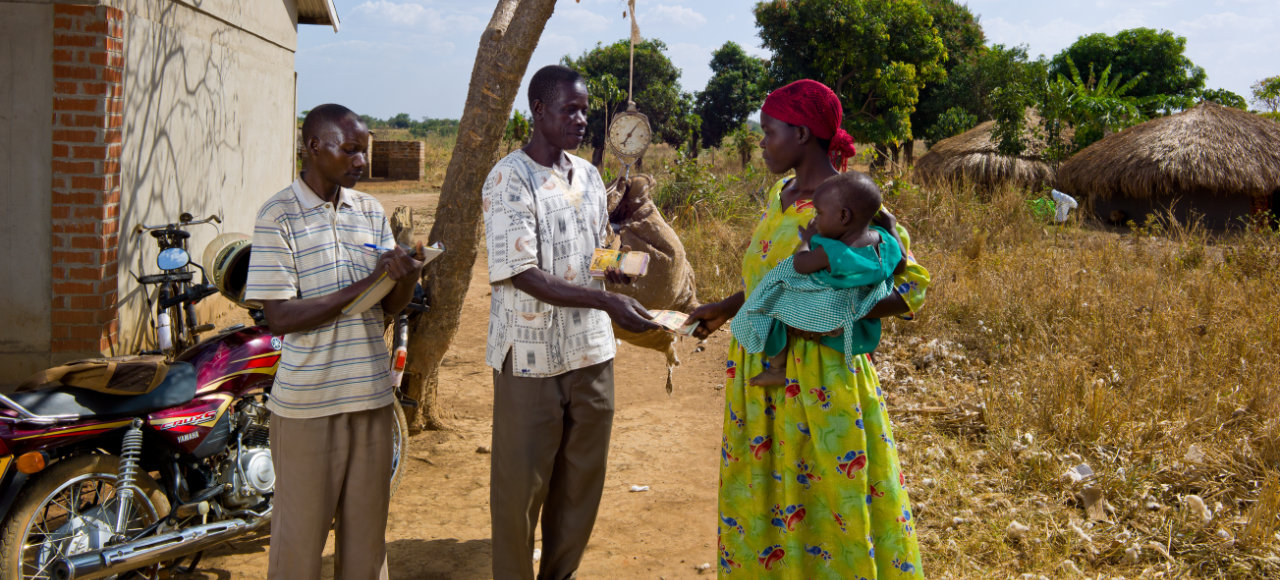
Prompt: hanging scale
<box><xmin>604</xmin><ymin>0</ymin><xmax>652</xmax><ymax>178</ymax></box>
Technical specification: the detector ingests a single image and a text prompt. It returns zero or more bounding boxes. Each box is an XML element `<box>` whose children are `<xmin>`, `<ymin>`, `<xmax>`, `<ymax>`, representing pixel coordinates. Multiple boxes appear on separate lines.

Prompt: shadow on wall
<box><xmin>115</xmin><ymin>2</ymin><xmax>275</xmax><ymax>355</ymax></box>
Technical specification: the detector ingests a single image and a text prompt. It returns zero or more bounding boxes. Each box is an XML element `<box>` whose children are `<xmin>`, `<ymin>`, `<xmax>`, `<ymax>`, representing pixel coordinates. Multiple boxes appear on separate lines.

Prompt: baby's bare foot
<box><xmin>750</xmin><ymin>367</ymin><xmax>787</xmax><ymax>387</ymax></box>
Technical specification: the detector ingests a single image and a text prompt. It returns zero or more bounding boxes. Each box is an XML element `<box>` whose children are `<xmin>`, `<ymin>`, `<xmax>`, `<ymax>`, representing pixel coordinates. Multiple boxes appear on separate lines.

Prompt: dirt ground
<box><xmin>174</xmin><ymin>184</ymin><xmax>734</xmax><ymax>579</ymax></box>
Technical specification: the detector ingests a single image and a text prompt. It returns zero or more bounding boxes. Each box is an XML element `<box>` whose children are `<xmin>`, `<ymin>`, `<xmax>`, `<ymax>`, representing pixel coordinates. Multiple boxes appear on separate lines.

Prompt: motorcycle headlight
<box><xmin>157</xmin><ymin>247</ymin><xmax>190</xmax><ymax>271</ymax></box>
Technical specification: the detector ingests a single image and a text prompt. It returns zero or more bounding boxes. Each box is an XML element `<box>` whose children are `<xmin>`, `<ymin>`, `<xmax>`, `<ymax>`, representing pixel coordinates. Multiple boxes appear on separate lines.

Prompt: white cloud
<box><xmin>558</xmin><ymin>7</ymin><xmax>612</xmax><ymax>33</ymax></box>
<box><xmin>353</xmin><ymin>1</ymin><xmax>429</xmax><ymax>25</ymax></box>
<box><xmin>644</xmin><ymin>4</ymin><xmax>706</xmax><ymax>28</ymax></box>
<box><xmin>300</xmin><ymin>39</ymin><xmax>409</xmax><ymax>55</ymax></box>
<box><xmin>351</xmin><ymin>1</ymin><xmax>484</xmax><ymax>35</ymax></box>
<box><xmin>1179</xmin><ymin>11</ymin><xmax>1268</xmax><ymax>33</ymax></box>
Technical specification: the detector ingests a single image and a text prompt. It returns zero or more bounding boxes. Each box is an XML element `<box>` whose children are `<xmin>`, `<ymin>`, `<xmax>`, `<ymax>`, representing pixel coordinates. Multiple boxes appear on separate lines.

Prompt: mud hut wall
<box><xmin>371</xmin><ymin>140</ymin><xmax>424</xmax><ymax>180</ymax></box>
<box><xmin>1090</xmin><ymin>191</ymin><xmax>1256</xmax><ymax>230</ymax></box>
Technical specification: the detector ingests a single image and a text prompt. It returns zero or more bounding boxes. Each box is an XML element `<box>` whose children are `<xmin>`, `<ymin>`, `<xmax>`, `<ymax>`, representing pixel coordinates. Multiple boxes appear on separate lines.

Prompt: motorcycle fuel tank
<box><xmin>148</xmin><ymin>325</ymin><xmax>279</xmax><ymax>456</ymax></box>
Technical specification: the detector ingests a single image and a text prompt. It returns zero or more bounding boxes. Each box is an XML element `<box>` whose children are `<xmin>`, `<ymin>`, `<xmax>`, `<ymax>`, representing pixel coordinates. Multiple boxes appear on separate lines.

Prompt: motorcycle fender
<box><xmin>0</xmin><ymin>456</ymin><xmax>29</xmax><ymax>523</ymax></box>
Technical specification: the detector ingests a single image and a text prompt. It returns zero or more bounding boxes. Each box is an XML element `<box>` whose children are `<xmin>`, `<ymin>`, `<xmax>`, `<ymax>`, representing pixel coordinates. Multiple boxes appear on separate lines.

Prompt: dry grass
<box><xmin>372</xmin><ymin>133</ymin><xmax>1280</xmax><ymax>576</ymax></box>
<box><xmin>659</xmin><ymin>147</ymin><xmax>1280</xmax><ymax>576</ymax></box>
<box><xmin>865</xmin><ymin>176</ymin><xmax>1280</xmax><ymax>578</ymax></box>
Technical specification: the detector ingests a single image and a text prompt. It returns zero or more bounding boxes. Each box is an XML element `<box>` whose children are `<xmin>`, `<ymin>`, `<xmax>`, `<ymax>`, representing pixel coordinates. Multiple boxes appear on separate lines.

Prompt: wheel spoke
<box><xmin>12</xmin><ymin>465</ymin><xmax>160</xmax><ymax>580</ymax></box>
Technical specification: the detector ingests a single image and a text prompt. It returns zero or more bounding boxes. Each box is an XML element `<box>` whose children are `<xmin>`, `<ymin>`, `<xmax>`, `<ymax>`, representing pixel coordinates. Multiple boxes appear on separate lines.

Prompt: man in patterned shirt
<box><xmin>483</xmin><ymin>65</ymin><xmax>658</xmax><ymax>580</ymax></box>
<box><xmin>245</xmin><ymin>104</ymin><xmax>424</xmax><ymax>579</ymax></box>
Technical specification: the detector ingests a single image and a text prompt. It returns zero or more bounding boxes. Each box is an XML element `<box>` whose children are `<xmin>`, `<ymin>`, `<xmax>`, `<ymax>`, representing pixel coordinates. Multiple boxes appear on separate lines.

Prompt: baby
<box><xmin>731</xmin><ymin>171</ymin><xmax>905</xmax><ymax>386</ymax></box>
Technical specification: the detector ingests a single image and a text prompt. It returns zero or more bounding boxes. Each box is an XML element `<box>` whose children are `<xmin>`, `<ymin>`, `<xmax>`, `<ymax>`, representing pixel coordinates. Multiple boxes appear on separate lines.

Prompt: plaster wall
<box><xmin>110</xmin><ymin>0</ymin><xmax>298</xmax><ymax>353</ymax></box>
<box><xmin>0</xmin><ymin>2</ymin><xmax>55</xmax><ymax>379</ymax></box>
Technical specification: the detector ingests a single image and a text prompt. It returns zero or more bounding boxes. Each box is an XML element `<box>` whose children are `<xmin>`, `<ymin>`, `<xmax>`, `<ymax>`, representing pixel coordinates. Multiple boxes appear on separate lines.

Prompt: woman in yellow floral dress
<box><xmin>688</xmin><ymin>80</ymin><xmax>930</xmax><ymax>579</ymax></box>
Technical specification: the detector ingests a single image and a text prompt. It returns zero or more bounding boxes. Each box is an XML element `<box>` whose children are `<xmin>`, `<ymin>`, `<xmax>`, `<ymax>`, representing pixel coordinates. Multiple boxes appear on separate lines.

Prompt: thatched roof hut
<box><xmin>1056</xmin><ymin>102</ymin><xmax>1280</xmax><ymax>229</ymax></box>
<box><xmin>914</xmin><ymin>114</ymin><xmax>1061</xmax><ymax>190</ymax></box>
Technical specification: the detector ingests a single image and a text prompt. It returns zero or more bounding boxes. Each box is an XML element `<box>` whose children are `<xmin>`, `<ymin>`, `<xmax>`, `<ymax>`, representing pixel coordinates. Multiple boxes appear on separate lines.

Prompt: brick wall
<box><xmin>371</xmin><ymin>140</ymin><xmax>425</xmax><ymax>181</ymax></box>
<box><xmin>50</xmin><ymin>3</ymin><xmax>125</xmax><ymax>355</ymax></box>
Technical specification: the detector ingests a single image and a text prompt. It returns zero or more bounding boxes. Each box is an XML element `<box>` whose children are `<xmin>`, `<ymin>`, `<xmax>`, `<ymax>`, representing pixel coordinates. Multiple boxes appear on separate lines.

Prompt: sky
<box><xmin>296</xmin><ymin>0</ymin><xmax>1280</xmax><ymax>121</ymax></box>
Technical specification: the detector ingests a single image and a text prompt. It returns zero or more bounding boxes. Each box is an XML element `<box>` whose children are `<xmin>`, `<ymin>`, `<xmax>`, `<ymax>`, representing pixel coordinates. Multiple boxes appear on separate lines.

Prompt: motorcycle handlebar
<box><xmin>138</xmin><ymin>272</ymin><xmax>195</xmax><ymax>285</ymax></box>
<box><xmin>132</xmin><ymin>214</ymin><xmax>221</xmax><ymax>235</ymax></box>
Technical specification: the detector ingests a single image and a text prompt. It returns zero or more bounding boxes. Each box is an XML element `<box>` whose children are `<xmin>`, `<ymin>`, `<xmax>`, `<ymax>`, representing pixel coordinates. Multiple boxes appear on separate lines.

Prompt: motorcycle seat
<box><xmin>5</xmin><ymin>362</ymin><xmax>197</xmax><ymax>420</ymax></box>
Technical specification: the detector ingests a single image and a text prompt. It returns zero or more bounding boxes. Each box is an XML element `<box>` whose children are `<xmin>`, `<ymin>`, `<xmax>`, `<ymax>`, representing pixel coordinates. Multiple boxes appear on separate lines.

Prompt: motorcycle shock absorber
<box><xmin>114</xmin><ymin>418</ymin><xmax>145</xmax><ymax>536</ymax></box>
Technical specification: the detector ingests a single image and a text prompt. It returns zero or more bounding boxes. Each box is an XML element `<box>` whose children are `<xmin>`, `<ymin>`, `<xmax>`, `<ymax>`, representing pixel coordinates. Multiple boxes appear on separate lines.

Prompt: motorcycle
<box><xmin>0</xmin><ymin>213</ymin><xmax>416</xmax><ymax>579</ymax></box>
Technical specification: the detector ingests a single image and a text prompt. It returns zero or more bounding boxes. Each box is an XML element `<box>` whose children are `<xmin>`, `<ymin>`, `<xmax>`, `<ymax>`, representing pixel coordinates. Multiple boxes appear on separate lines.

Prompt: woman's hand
<box><xmin>685</xmin><ymin>292</ymin><xmax>745</xmax><ymax>340</ymax></box>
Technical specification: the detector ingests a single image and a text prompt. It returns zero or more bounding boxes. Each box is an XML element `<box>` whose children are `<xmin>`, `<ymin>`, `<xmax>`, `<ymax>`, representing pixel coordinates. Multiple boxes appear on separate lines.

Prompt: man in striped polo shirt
<box><xmin>246</xmin><ymin>104</ymin><xmax>424</xmax><ymax>579</ymax></box>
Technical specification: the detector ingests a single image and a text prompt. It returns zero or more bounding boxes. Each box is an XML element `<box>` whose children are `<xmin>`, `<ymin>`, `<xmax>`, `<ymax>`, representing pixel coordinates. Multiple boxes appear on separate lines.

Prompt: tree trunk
<box><xmin>402</xmin><ymin>0</ymin><xmax>559</xmax><ymax>432</ymax></box>
<box><xmin>592</xmin><ymin>145</ymin><xmax>605</xmax><ymax>168</ymax></box>
<box><xmin>903</xmin><ymin>140</ymin><xmax>915</xmax><ymax>166</ymax></box>
<box><xmin>871</xmin><ymin>143</ymin><xmax>890</xmax><ymax>172</ymax></box>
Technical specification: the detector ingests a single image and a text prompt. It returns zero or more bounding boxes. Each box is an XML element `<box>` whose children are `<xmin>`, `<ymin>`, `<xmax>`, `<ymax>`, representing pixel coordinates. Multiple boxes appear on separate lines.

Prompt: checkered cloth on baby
<box><xmin>731</xmin><ymin>255</ymin><xmax>893</xmax><ymax>364</ymax></box>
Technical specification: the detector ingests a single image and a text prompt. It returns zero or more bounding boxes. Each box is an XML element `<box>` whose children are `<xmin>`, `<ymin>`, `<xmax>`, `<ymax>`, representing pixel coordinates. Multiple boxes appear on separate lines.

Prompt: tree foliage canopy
<box><xmin>695</xmin><ymin>41</ymin><xmax>769</xmax><ymax>149</ymax></box>
<box><xmin>754</xmin><ymin>0</ymin><xmax>947</xmax><ymax>147</ymax></box>
<box><xmin>1049</xmin><ymin>28</ymin><xmax>1206</xmax><ymax>108</ymax></box>
<box><xmin>1252</xmin><ymin>76</ymin><xmax>1280</xmax><ymax>113</ymax></box>
<box><xmin>356</xmin><ymin>114</ymin><xmax>460</xmax><ymax>138</ymax></box>
<box><xmin>1201</xmin><ymin>88</ymin><xmax>1247</xmax><ymax>110</ymax></box>
<box><xmin>562</xmin><ymin>38</ymin><xmax>685</xmax><ymax>151</ymax></box>
<box><xmin>911</xmin><ymin>0</ymin><xmax>985</xmax><ymax>143</ymax></box>
<box><xmin>992</xmin><ymin>55</ymin><xmax>1148</xmax><ymax>161</ymax></box>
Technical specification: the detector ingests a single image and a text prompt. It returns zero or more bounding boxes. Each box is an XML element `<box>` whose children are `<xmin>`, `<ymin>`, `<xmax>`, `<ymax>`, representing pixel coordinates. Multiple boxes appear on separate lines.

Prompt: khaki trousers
<box><xmin>490</xmin><ymin>355</ymin><xmax>615</xmax><ymax>580</ymax></box>
<box><xmin>268</xmin><ymin>405</ymin><xmax>393</xmax><ymax>580</ymax></box>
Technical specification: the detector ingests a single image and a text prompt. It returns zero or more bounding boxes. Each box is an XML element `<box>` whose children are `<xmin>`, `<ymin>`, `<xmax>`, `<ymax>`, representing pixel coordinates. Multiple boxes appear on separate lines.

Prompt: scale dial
<box><xmin>606</xmin><ymin>105</ymin><xmax>652</xmax><ymax>162</ymax></box>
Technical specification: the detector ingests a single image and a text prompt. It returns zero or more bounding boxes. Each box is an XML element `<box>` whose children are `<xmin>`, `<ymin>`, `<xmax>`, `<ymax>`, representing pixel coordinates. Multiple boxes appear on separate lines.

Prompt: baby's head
<box><xmin>811</xmin><ymin>171</ymin><xmax>882</xmax><ymax>238</ymax></box>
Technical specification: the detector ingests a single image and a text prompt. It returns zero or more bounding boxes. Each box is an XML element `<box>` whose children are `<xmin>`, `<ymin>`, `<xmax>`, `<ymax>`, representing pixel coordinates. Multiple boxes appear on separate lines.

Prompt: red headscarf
<box><xmin>761</xmin><ymin>79</ymin><xmax>857</xmax><ymax>171</ymax></box>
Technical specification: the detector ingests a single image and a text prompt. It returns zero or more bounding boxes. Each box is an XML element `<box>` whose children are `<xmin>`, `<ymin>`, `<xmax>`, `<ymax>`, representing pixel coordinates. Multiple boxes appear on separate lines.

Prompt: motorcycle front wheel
<box><xmin>0</xmin><ymin>454</ymin><xmax>169</xmax><ymax>580</ymax></box>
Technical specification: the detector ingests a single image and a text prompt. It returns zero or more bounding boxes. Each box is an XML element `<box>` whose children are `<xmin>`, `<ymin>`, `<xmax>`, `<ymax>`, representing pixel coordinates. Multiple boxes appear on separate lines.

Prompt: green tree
<box><xmin>585</xmin><ymin>73</ymin><xmax>625</xmax><ymax>144</ymax></box>
<box><xmin>695</xmin><ymin>41</ymin><xmax>770</xmax><ymax>149</ymax></box>
<box><xmin>503</xmin><ymin>110</ymin><xmax>531</xmax><ymax>152</ymax></box>
<box><xmin>993</xmin><ymin>55</ymin><xmax>1146</xmax><ymax>161</ymax></box>
<box><xmin>1050</xmin><ymin>28</ymin><xmax>1205</xmax><ymax>113</ymax></box>
<box><xmin>563</xmin><ymin>39</ymin><xmax>684</xmax><ymax>165</ymax></box>
<box><xmin>910</xmin><ymin>0</ymin><xmax>984</xmax><ymax>159</ymax></box>
<box><xmin>389</xmin><ymin>112</ymin><xmax>412</xmax><ymax>129</ymax></box>
<box><xmin>924</xmin><ymin>106</ymin><xmax>977</xmax><ymax>146</ymax></box>
<box><xmin>1252</xmin><ymin>76</ymin><xmax>1280</xmax><ymax>113</ymax></box>
<box><xmin>930</xmin><ymin>44</ymin><xmax>1030</xmax><ymax>126</ymax></box>
<box><xmin>1201</xmin><ymin>88</ymin><xmax>1247</xmax><ymax>110</ymax></box>
<box><xmin>754</xmin><ymin>0</ymin><xmax>947</xmax><ymax>155</ymax></box>
<box><xmin>729</xmin><ymin>124</ymin><xmax>760</xmax><ymax>168</ymax></box>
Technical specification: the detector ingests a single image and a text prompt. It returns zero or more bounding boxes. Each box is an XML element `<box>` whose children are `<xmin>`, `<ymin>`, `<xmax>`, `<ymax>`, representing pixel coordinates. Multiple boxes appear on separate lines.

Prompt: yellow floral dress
<box><xmin>718</xmin><ymin>178</ymin><xmax>930</xmax><ymax>579</ymax></box>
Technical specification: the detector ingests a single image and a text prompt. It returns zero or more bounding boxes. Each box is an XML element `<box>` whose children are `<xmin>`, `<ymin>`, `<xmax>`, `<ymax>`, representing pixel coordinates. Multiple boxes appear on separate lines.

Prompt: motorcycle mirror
<box><xmin>157</xmin><ymin>247</ymin><xmax>191</xmax><ymax>271</ymax></box>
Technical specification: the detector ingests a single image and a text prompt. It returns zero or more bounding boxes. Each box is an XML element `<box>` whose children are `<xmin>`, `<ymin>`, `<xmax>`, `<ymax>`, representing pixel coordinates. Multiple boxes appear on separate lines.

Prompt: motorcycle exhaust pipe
<box><xmin>51</xmin><ymin>515</ymin><xmax>269</xmax><ymax>580</ymax></box>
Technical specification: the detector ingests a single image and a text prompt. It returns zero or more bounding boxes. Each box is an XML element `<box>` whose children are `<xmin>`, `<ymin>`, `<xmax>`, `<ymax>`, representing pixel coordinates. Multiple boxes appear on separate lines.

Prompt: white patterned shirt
<box><xmin>244</xmin><ymin>179</ymin><xmax>395</xmax><ymax>418</ymax></box>
<box><xmin>482</xmin><ymin>149</ymin><xmax>616</xmax><ymax>377</ymax></box>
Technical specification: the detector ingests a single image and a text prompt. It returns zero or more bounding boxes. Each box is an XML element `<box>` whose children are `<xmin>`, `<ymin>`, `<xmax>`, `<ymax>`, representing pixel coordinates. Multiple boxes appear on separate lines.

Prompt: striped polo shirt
<box><xmin>244</xmin><ymin>179</ymin><xmax>395</xmax><ymax>418</ymax></box>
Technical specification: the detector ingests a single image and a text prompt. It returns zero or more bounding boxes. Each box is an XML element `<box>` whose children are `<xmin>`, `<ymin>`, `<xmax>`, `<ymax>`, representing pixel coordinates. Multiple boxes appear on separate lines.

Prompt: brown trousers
<box><xmin>268</xmin><ymin>405</ymin><xmax>393</xmax><ymax>580</ymax></box>
<box><xmin>490</xmin><ymin>355</ymin><xmax>615</xmax><ymax>580</ymax></box>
